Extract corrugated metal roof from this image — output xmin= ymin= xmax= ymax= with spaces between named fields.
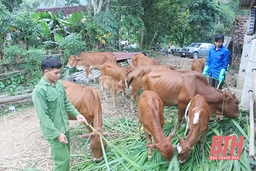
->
xmin=35 ymin=6 xmax=87 ymax=16
xmin=239 ymin=0 xmax=256 ymax=9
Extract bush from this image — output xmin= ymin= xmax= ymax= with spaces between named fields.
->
xmin=59 ymin=33 xmax=87 ymax=63
xmin=5 ymin=45 xmax=26 ymax=63
xmin=24 ymin=48 xmax=46 ymax=87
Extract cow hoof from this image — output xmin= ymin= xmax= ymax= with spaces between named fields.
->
xmin=217 ymin=117 xmax=223 ymax=121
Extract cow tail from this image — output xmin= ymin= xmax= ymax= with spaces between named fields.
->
xmin=127 ymin=76 xmax=134 ymax=88
xmin=184 ymin=99 xmax=192 ymax=136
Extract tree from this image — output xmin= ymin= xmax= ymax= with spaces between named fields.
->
xmin=1 ymin=0 xmax=22 ymax=12
xmin=0 ymin=2 xmax=11 ymax=62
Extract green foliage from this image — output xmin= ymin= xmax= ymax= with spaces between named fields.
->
xmin=23 ymin=48 xmax=46 ymax=86
xmin=1 ymin=73 xmax=25 ymax=94
xmin=1 ymin=0 xmax=22 ymax=12
xmin=5 ymin=45 xmax=22 ymax=63
xmin=9 ymin=11 xmax=43 ymax=49
xmin=59 ymin=33 xmax=86 ymax=62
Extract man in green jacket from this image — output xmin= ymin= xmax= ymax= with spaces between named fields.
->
xmin=32 ymin=56 xmax=87 ymax=171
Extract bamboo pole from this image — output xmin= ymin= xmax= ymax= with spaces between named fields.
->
xmin=249 ymin=68 xmax=256 ymax=157
xmin=248 ymin=90 xmax=254 ymax=157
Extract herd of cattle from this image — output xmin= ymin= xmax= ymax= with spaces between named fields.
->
xmin=64 ymin=52 xmax=240 ymax=163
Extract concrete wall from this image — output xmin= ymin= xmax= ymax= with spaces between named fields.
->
xmin=237 ymin=35 xmax=254 ymax=89
xmin=240 ymin=36 xmax=256 ymax=111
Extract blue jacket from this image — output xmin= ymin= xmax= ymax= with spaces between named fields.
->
xmin=206 ymin=45 xmax=230 ymax=79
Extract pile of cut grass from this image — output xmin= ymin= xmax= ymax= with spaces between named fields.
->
xmin=69 ymin=107 xmax=256 ymax=171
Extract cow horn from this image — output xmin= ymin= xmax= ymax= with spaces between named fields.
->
xmin=168 ymin=129 xmax=176 ymax=139
xmin=178 ymin=134 xmax=184 ymax=142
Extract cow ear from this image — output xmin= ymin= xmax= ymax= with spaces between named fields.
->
xmin=178 ymin=134 xmax=184 ymax=143
xmin=103 ymin=132 xmax=118 ymax=137
xmin=186 ymin=145 xmax=192 ymax=151
xmin=224 ymin=92 xmax=232 ymax=101
xmin=81 ymin=132 xmax=93 ymax=138
xmin=147 ymin=143 xmax=157 ymax=149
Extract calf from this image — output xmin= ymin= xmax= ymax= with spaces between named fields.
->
xmin=177 ymin=94 xmax=210 ymax=164
xmin=99 ymin=75 xmax=123 ymax=107
xmin=138 ymin=90 xmax=175 ymax=162
xmin=100 ymin=63 xmax=128 ymax=96
xmin=191 ymin=58 xmax=205 ymax=73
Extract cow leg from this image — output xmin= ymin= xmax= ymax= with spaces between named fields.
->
xmin=144 ymin=128 xmax=152 ymax=159
xmin=85 ymin=67 xmax=90 ymax=83
xmin=199 ymin=131 xmax=207 ymax=153
xmin=130 ymin=88 xmax=140 ymax=111
xmin=102 ymin=87 xmax=109 ymax=102
xmin=215 ymin=112 xmax=223 ymax=121
xmin=177 ymin=103 xmax=186 ymax=129
xmin=112 ymin=90 xmax=116 ymax=107
xmin=138 ymin=120 xmax=142 ymax=139
xmin=122 ymin=83 xmax=126 ymax=97
xmin=90 ymin=69 xmax=96 ymax=82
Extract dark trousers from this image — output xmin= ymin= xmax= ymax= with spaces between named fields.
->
xmin=209 ymin=78 xmax=223 ymax=90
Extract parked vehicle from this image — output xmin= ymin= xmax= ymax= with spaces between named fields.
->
xmin=179 ymin=42 xmax=214 ymax=58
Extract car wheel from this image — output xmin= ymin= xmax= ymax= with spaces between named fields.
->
xmin=193 ymin=52 xmax=199 ymax=59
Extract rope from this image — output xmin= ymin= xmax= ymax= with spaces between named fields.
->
xmin=204 ymin=75 xmax=230 ymax=91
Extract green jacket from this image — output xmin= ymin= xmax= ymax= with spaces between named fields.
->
xmin=32 ymin=78 xmax=79 ymax=140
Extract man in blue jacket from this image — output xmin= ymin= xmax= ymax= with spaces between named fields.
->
xmin=202 ymin=34 xmax=230 ymax=89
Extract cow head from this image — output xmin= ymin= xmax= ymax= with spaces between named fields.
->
xmin=177 ymin=134 xmax=192 ymax=164
xmin=223 ymin=92 xmax=240 ymax=118
xmin=114 ymin=80 xmax=123 ymax=94
xmin=82 ymin=130 xmax=108 ymax=163
xmin=66 ymin=55 xmax=77 ymax=68
xmin=147 ymin=130 xmax=175 ymax=162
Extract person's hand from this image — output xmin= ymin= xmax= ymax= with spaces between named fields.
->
xmin=218 ymin=69 xmax=226 ymax=83
xmin=218 ymin=76 xmax=224 ymax=83
xmin=76 ymin=114 xmax=87 ymax=124
xmin=202 ymin=65 xmax=209 ymax=77
xmin=58 ymin=133 xmax=68 ymax=144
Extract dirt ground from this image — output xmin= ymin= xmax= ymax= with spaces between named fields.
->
xmin=0 ymin=54 xmax=240 ymax=171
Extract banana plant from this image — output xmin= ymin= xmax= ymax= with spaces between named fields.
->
xmin=31 ymin=10 xmax=70 ymax=45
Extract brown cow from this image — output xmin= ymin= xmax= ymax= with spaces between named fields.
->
xmin=126 ymin=64 xmax=175 ymax=110
xmin=132 ymin=54 xmax=158 ymax=66
xmin=177 ymin=94 xmax=210 ymax=163
xmin=100 ymin=63 xmax=128 ymax=96
xmin=191 ymin=58 xmax=205 ymax=73
xmin=99 ymin=75 xmax=123 ymax=107
xmin=61 ymin=80 xmax=107 ymax=162
xmin=141 ymin=69 xmax=240 ymax=128
xmin=66 ymin=52 xmax=116 ymax=83
xmin=138 ymin=90 xmax=176 ymax=162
